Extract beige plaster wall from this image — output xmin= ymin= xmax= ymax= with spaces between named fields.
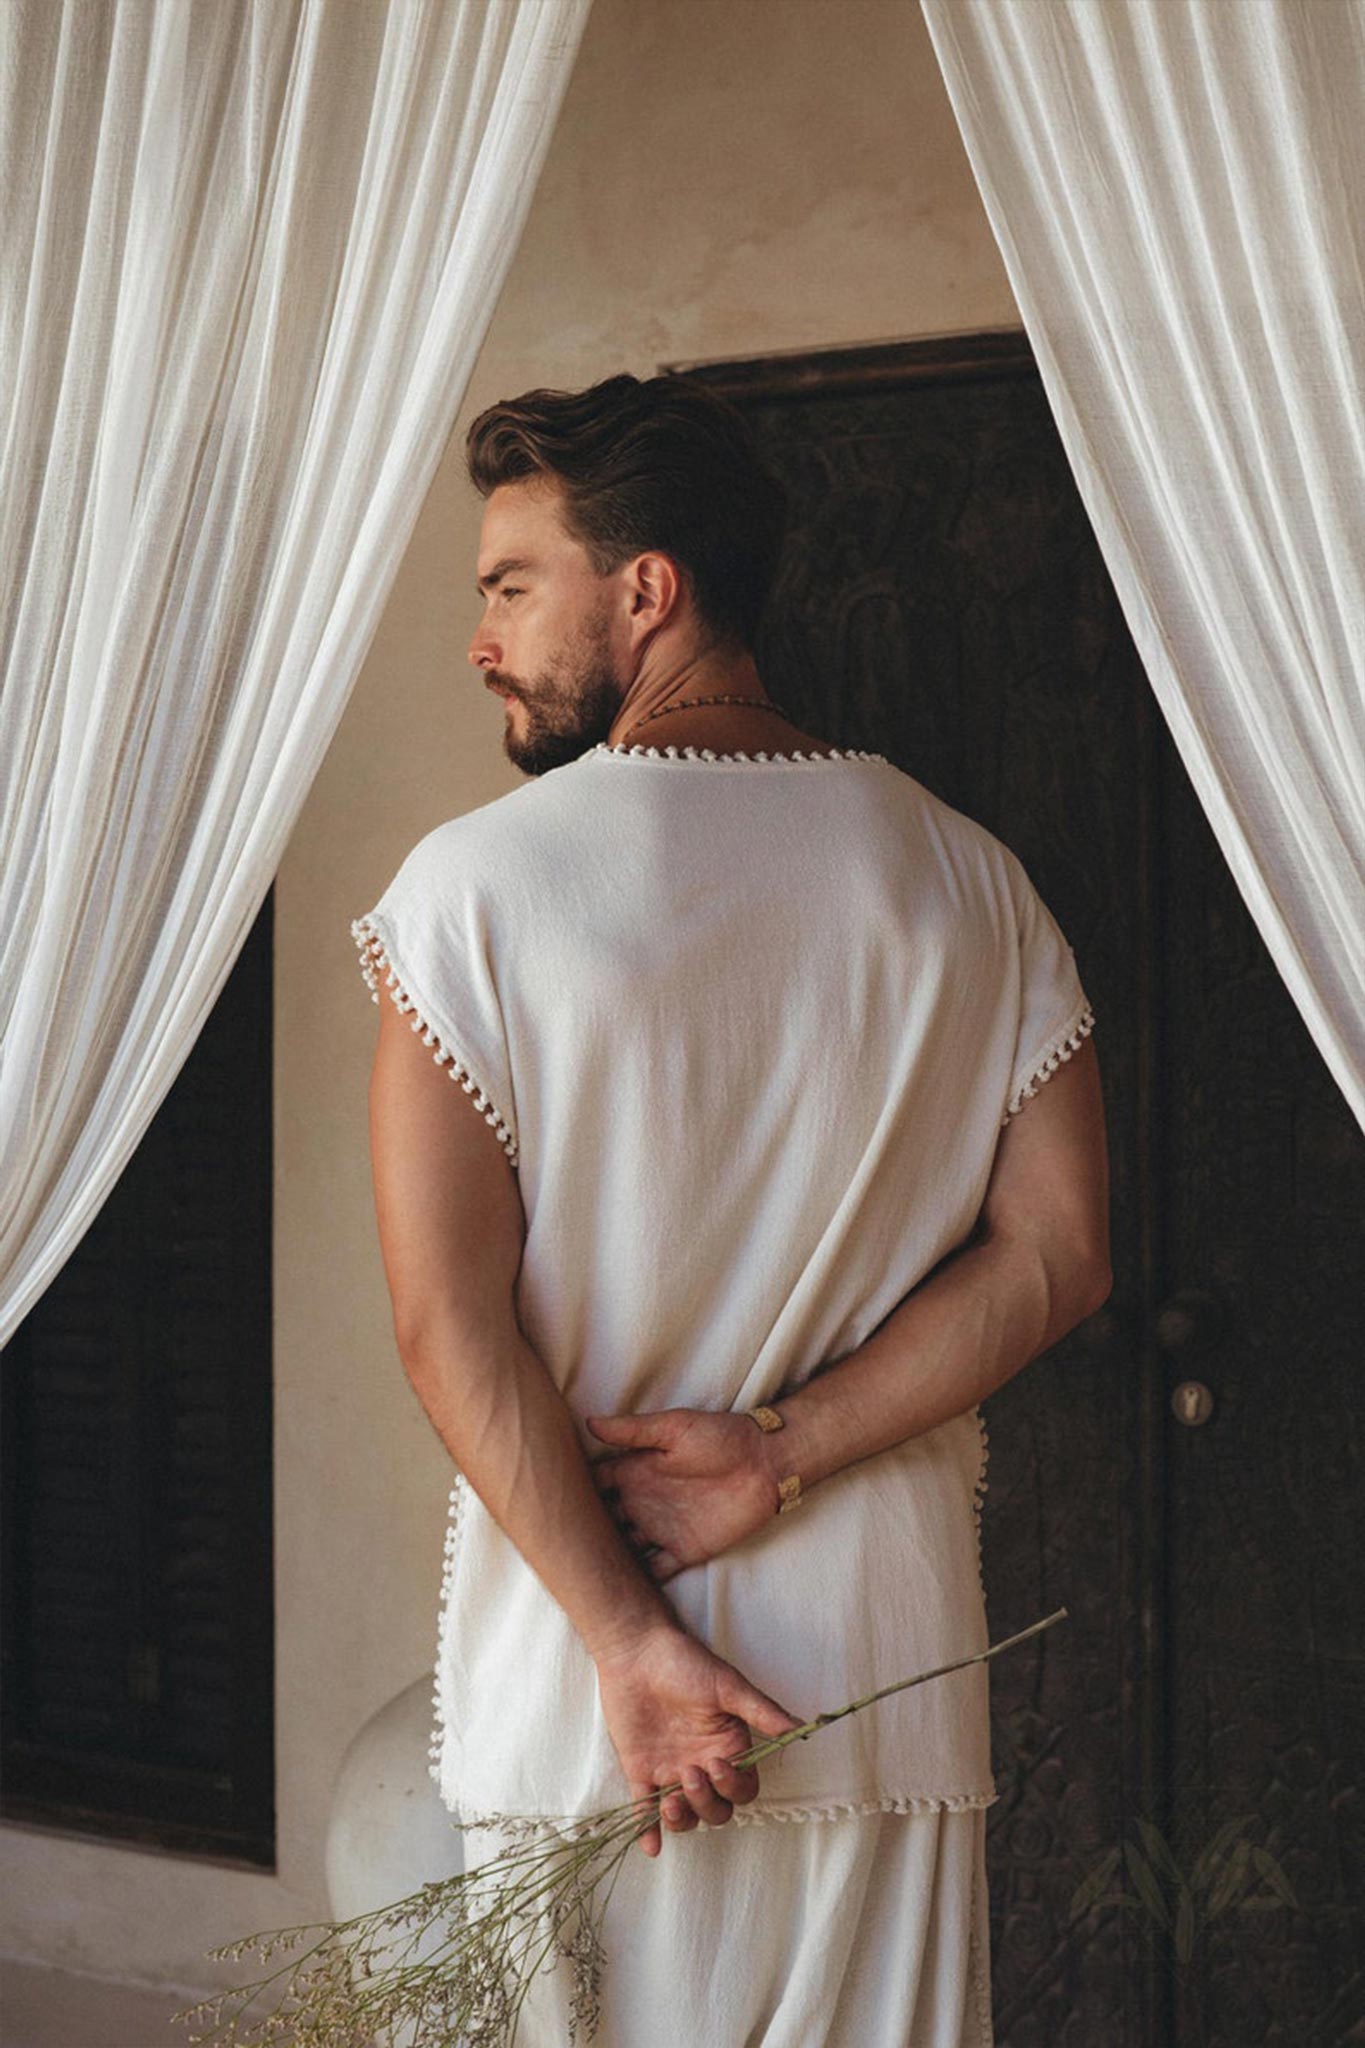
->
xmin=0 ymin=0 xmax=1017 ymax=2000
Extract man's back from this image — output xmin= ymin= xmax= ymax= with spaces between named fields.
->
xmin=353 ymin=737 xmax=1093 ymax=1827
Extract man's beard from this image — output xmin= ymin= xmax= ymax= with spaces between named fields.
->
xmin=494 ymin=612 xmax=624 ymax=777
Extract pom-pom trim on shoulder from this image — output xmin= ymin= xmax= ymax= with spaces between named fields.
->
xmin=1000 ymin=1004 xmax=1095 ymax=1127
xmin=351 ymin=916 xmax=519 ymax=1168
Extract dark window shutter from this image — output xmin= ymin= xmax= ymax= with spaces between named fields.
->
xmin=2 ymin=890 xmax=275 ymax=1867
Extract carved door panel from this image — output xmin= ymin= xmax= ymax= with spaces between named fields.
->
xmin=675 ymin=336 xmax=1363 ymax=2047
xmin=1160 ymin=732 xmax=1364 ymax=2048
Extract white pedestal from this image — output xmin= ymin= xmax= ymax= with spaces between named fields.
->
xmin=324 ymin=1670 xmax=467 ymax=2048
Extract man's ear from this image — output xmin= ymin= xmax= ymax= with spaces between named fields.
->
xmin=624 ymin=549 xmax=687 ymax=645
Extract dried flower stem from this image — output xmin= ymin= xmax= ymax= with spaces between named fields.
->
xmin=174 ymin=1606 xmax=1066 ymax=2048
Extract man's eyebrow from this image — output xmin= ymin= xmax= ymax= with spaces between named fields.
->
xmin=475 ymin=556 xmax=536 ymax=595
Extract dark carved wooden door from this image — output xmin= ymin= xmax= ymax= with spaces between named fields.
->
xmin=674 ymin=335 xmax=1364 ymax=2048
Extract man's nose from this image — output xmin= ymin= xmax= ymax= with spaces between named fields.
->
xmin=468 ymin=623 xmax=499 ymax=670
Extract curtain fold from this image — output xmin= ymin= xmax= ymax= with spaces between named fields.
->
xmin=0 ymin=0 xmax=594 ymax=1349
xmin=919 ymin=0 xmax=1365 ymax=1131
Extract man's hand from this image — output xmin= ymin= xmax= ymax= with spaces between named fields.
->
xmin=583 ymin=1408 xmax=780 ymax=1581
xmin=592 ymin=1621 xmax=804 ymax=1857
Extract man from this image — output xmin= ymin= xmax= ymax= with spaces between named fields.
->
xmin=354 ymin=372 xmax=1111 ymax=2043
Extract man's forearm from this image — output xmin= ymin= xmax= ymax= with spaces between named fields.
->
xmin=401 ymin=1315 xmax=676 ymax=1660
xmin=763 ymin=1231 xmax=1109 ymax=1496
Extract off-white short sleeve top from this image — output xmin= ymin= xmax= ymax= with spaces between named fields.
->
xmin=351 ymin=740 xmax=1096 ymax=1829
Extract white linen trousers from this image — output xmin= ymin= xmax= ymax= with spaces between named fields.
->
xmin=455 ymin=1801 xmax=994 ymax=2047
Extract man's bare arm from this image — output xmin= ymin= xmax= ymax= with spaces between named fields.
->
xmin=366 ymin=989 xmax=674 ymax=1661
xmin=366 ymin=989 xmax=803 ymax=1851
xmin=756 ymin=1033 xmax=1112 ymax=1495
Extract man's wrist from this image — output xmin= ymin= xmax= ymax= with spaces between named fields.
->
xmin=587 ymin=1603 xmax=681 ymax=1667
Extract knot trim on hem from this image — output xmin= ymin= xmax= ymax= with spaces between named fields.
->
xmin=447 ymin=1786 xmax=1001 ymax=1843
xmin=1000 ymin=1004 xmax=1096 ymax=1126
xmin=351 ymin=916 xmax=519 ymax=1168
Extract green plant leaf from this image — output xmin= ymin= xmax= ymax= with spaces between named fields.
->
xmin=1191 ymin=1815 xmax=1257 ymax=1893
xmin=1174 ymin=1890 xmax=1197 ymax=1963
xmin=1136 ymin=1817 xmax=1186 ymax=1888
xmin=1250 ymin=1846 xmax=1301 ymax=1910
xmin=1068 ymin=1847 xmax=1122 ymax=1921
xmin=1123 ymin=1841 xmax=1173 ymax=1932
xmin=1207 ymin=1837 xmax=1253 ymax=1918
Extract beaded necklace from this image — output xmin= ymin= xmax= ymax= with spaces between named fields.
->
xmin=615 ymin=691 xmax=792 ymax=748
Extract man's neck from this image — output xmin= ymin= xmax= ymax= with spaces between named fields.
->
xmin=608 ymin=666 xmax=838 ymax=757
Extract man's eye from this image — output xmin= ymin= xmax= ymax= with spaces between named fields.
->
xmin=499 ymin=586 xmax=523 ymax=601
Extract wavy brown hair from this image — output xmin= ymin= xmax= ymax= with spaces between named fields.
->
xmin=464 ymin=372 xmax=789 ymax=653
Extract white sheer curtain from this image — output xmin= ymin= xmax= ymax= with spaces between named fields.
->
xmin=920 ymin=0 xmax=1365 ymax=1131
xmin=0 ymin=0 xmax=593 ymax=1348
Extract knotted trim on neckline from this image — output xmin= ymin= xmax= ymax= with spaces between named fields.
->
xmin=590 ymin=741 xmax=890 ymax=765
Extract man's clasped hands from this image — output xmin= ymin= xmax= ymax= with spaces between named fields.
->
xmin=585 ymin=1403 xmax=783 ymax=1584
xmin=581 ymin=1405 xmax=806 ymax=1859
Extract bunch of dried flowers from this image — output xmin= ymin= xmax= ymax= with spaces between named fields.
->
xmin=172 ymin=1608 xmax=1066 ymax=2048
